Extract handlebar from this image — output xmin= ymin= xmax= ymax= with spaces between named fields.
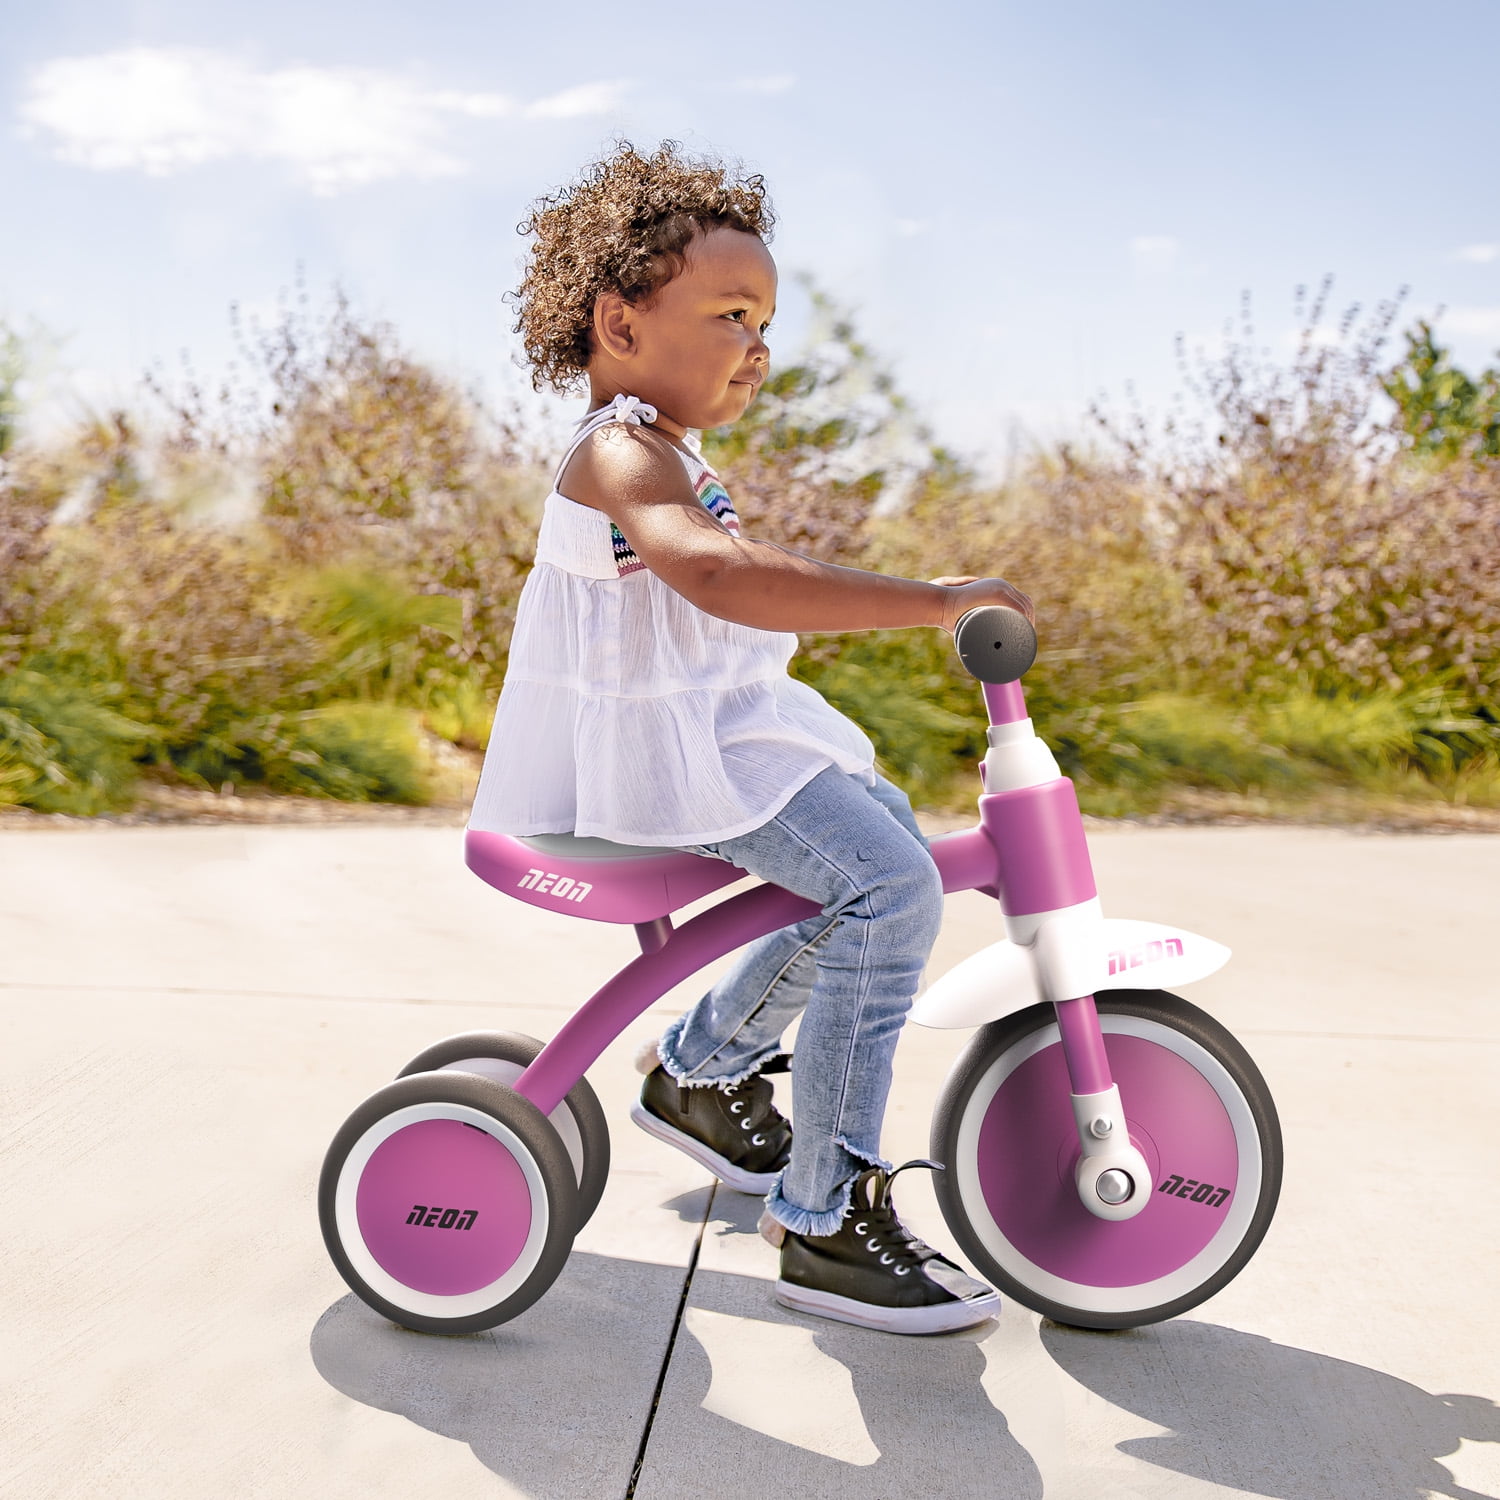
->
xmin=953 ymin=605 xmax=1037 ymax=684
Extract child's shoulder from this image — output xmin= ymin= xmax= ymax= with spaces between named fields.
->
xmin=558 ymin=420 xmax=699 ymax=514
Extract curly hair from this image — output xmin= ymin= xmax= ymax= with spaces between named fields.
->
xmin=511 ymin=139 xmax=775 ymax=394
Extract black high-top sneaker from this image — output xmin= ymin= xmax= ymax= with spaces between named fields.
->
xmin=774 ymin=1161 xmax=1000 ymax=1334
xmin=630 ymin=1062 xmax=793 ymax=1194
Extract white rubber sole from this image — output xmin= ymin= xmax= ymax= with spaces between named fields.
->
xmin=629 ymin=1101 xmax=781 ymax=1195
xmin=773 ymin=1278 xmax=1001 ymax=1335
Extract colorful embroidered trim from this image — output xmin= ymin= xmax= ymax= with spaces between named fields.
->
xmin=611 ymin=465 xmax=741 ymax=577
xmin=696 ymin=468 xmax=741 ymax=536
xmin=611 ymin=523 xmax=646 ymax=576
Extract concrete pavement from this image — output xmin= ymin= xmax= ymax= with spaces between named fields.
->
xmin=1 ymin=820 xmax=1497 ymax=1499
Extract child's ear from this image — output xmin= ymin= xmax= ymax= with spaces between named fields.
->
xmin=593 ymin=291 xmax=637 ymax=360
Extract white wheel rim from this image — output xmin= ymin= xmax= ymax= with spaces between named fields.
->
xmin=334 ymin=1101 xmax=551 ymax=1319
xmin=953 ymin=1015 xmax=1263 ymax=1315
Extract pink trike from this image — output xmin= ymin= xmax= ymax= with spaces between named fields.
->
xmin=319 ymin=606 xmax=1282 ymax=1333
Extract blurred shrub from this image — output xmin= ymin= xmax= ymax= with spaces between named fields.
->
xmin=44 ymin=503 xmax=325 ymax=758
xmin=4 ymin=275 xmax=1498 ymax=820
xmin=296 ymin=564 xmax=462 ymax=702
xmin=1384 ymin=320 xmax=1500 ymax=461
xmin=0 ymin=463 xmax=56 ymax=674
xmin=0 ymin=665 xmax=150 ymax=814
xmin=175 ymin=701 xmax=428 ymax=803
xmin=229 ymin=290 xmax=544 ymax=693
xmin=417 ymin=672 xmax=495 ymax=751
xmin=1 ymin=323 xmax=24 ymax=459
xmin=793 ymin=630 xmax=984 ymax=795
xmin=1093 ymin=281 xmax=1500 ymax=710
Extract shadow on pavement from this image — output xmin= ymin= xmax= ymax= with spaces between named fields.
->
xmin=310 ymin=1244 xmax=1043 ymax=1499
xmin=636 ymin=1273 xmax=1044 ymax=1497
xmin=311 ymin=1251 xmax=682 ymax=1500
xmin=1042 ymin=1317 xmax=1500 ymax=1500
xmin=312 ymin=1218 xmax=1496 ymax=1499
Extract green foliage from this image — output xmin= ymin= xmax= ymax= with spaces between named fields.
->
xmin=1384 ymin=320 xmax=1500 ymax=460
xmin=298 ymin=564 xmax=463 ymax=702
xmin=173 ymin=701 xmax=429 ymax=803
xmin=794 ymin=631 xmax=985 ymax=793
xmin=0 ymin=324 xmax=24 ymax=458
xmin=1090 ymin=282 xmax=1500 ymax=709
xmin=0 ymin=665 xmax=150 ymax=814
xmin=1046 ymin=688 xmax=1500 ymax=815
xmin=5 ymin=276 xmax=1499 ymax=822
xmin=1106 ymin=696 xmax=1309 ymax=792
xmin=417 ymin=671 xmax=496 ymax=750
xmin=1255 ymin=688 xmax=1498 ymax=775
xmin=40 ymin=505 xmax=326 ymax=755
xmin=276 ymin=703 xmax=429 ymax=802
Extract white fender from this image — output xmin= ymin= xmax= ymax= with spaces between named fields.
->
xmin=911 ymin=916 xmax=1231 ymax=1030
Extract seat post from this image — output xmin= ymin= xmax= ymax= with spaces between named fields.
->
xmin=635 ymin=917 xmax=673 ymax=954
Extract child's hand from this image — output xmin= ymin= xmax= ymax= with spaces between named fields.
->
xmin=929 ymin=577 xmax=1035 ymax=633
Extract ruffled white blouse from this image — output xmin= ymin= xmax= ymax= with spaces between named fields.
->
xmin=469 ymin=394 xmax=876 ymax=846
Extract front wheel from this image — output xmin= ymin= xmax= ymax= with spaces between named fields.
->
xmin=931 ymin=989 xmax=1281 ymax=1329
xmin=319 ymin=1070 xmax=578 ymax=1333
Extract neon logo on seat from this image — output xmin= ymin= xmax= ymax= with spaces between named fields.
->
xmin=517 ymin=869 xmax=593 ymax=902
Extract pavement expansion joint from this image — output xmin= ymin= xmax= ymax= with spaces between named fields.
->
xmin=625 ymin=1180 xmax=717 ymax=1499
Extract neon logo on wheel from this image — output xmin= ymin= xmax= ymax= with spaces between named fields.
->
xmin=404 ymin=1204 xmax=480 ymax=1230
xmin=1156 ymin=1175 xmax=1231 ymax=1207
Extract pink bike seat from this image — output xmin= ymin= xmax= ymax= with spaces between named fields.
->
xmin=465 ymin=828 xmax=747 ymax=924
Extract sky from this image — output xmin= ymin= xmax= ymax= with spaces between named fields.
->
xmin=4 ymin=0 xmax=1500 ymax=474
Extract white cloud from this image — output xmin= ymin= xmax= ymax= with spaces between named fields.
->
xmin=18 ymin=48 xmax=625 ymax=193
xmin=1129 ymin=235 xmax=1180 ymax=273
xmin=1453 ymin=243 xmax=1500 ymax=264
xmin=523 ymin=80 xmax=630 ymax=119
xmin=1441 ymin=305 xmax=1500 ymax=340
xmin=733 ymin=74 xmax=796 ymax=93
xmin=894 ymin=218 xmax=928 ymax=237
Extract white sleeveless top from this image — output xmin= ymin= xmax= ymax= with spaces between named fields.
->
xmin=468 ymin=394 xmax=876 ymax=846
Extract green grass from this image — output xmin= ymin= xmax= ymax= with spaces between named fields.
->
xmin=171 ymin=701 xmax=430 ymax=803
xmin=850 ymin=681 xmax=1500 ymax=822
xmin=0 ymin=666 xmax=151 ymax=815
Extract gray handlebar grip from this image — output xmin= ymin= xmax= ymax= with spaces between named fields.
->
xmin=953 ymin=605 xmax=1037 ymax=684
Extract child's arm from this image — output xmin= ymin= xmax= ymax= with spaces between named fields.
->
xmin=562 ymin=425 xmax=1032 ymax=632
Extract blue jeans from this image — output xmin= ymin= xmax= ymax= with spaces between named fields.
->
xmin=657 ymin=766 xmax=944 ymax=1236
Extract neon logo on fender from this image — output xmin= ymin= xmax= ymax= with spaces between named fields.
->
xmin=1107 ymin=937 xmax=1184 ymax=975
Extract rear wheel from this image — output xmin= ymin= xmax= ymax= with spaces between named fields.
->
xmin=397 ymin=1030 xmax=610 ymax=1231
xmin=931 ymin=989 xmax=1281 ymax=1329
xmin=319 ymin=1070 xmax=577 ymax=1333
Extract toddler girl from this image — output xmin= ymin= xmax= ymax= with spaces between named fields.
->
xmin=470 ymin=140 xmax=1032 ymax=1335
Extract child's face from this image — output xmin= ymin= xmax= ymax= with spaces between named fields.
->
xmin=595 ymin=226 xmax=777 ymax=432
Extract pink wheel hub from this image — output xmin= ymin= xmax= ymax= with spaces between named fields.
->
xmin=356 ymin=1119 xmax=533 ymax=1296
xmin=978 ymin=1033 xmax=1239 ymax=1287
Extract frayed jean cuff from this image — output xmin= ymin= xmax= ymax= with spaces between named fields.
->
xmin=763 ymin=1134 xmax=891 ymax=1238
xmin=657 ymin=1015 xmax=790 ymax=1089
xmin=764 ymin=1175 xmax=854 ymax=1239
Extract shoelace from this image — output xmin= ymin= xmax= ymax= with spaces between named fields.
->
xmin=848 ymin=1159 xmax=946 ymax=1276
xmin=722 ymin=1074 xmax=786 ymax=1148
